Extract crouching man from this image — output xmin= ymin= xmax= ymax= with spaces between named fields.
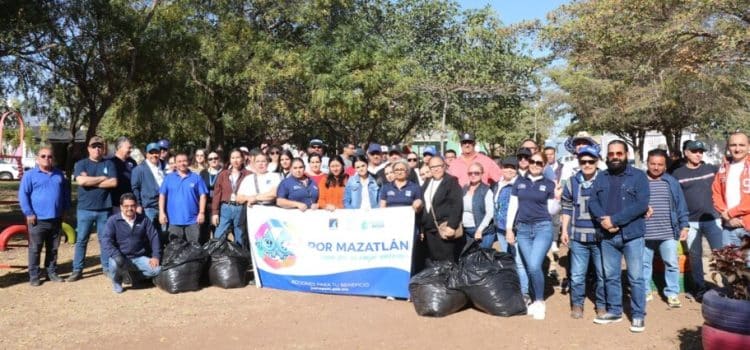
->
xmin=101 ymin=193 xmax=161 ymax=293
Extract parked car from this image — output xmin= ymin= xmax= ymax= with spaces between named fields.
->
xmin=0 ymin=162 xmax=20 ymax=180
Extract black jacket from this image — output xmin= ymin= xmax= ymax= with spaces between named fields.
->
xmin=420 ymin=174 xmax=463 ymax=233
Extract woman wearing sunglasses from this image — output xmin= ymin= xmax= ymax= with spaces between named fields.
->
xmin=267 ymin=146 xmax=281 ymax=172
xmin=505 ymin=151 xmax=561 ymax=320
xmin=462 ymin=162 xmax=495 ymax=248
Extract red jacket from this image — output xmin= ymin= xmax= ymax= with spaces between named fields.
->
xmin=211 ymin=168 xmax=250 ymax=213
xmin=712 ymin=156 xmax=750 ymax=231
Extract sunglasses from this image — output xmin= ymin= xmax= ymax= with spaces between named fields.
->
xmin=407 ymin=158 xmax=418 ymax=162
xmin=208 ymin=157 xmax=219 ymax=161
xmin=688 ymin=149 xmax=704 ymax=154
xmin=608 ymin=151 xmax=625 ymax=157
xmin=529 ymin=160 xmax=545 ymax=167
xmin=89 ymin=143 xmax=104 ymax=149
xmin=39 ymin=154 xmax=53 ymax=159
xmin=579 ymin=159 xmax=597 ymax=165
xmin=270 ymin=151 xmax=280 ymax=155
xmin=467 ymin=171 xmax=482 ymax=176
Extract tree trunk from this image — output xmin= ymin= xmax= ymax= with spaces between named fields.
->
xmin=663 ymin=128 xmax=682 ymax=156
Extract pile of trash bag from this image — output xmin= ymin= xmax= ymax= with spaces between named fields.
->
xmin=408 ymin=261 xmax=468 ymax=317
xmin=154 ymin=238 xmax=209 ymax=294
xmin=409 ymin=241 xmax=526 ymax=317
xmin=204 ymin=236 xmax=251 ymax=289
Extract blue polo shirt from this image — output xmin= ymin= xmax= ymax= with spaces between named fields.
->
xmin=379 ymin=180 xmax=422 ymax=207
xmin=512 ymin=175 xmax=555 ymax=224
xmin=19 ymin=167 xmax=70 ymax=220
xmin=74 ymin=158 xmax=116 ymax=210
xmin=277 ymin=177 xmax=319 ymax=207
xmin=159 ymin=171 xmax=208 ymax=225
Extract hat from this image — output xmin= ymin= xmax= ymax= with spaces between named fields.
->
xmin=422 ymin=146 xmax=436 ymax=156
xmin=239 ymin=146 xmax=250 ymax=153
xmin=367 ymin=143 xmax=382 ymax=154
xmin=309 ymin=138 xmax=324 ymax=147
xmin=576 ymin=145 xmax=600 ymax=159
xmin=564 ymin=131 xmax=597 ymax=153
xmin=146 ymin=143 xmax=160 ymax=153
xmin=501 ymin=156 xmax=518 ymax=168
xmin=516 ymin=147 xmax=532 ymax=158
xmin=684 ymin=140 xmax=707 ymax=152
xmin=88 ymin=135 xmax=104 ymax=146
xmin=388 ymin=145 xmax=402 ymax=155
xmin=157 ymin=139 xmax=170 ymax=150
xmin=460 ymin=132 xmax=475 ymax=142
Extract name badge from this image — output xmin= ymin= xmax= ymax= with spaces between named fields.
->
xmin=539 ymin=185 xmax=547 ymax=191
xmin=230 ymin=193 xmax=237 ymax=202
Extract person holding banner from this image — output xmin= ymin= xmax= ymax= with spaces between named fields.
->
xmin=344 ymin=155 xmax=380 ymax=209
xmin=420 ymin=156 xmax=463 ymax=262
xmin=318 ymin=156 xmax=348 ymax=210
xmin=277 ymin=158 xmax=319 ymax=211
xmin=379 ymin=159 xmax=422 ymax=210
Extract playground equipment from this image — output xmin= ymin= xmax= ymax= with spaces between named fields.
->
xmin=0 ymin=110 xmax=26 ymax=181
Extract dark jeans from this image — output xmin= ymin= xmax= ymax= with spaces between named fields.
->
xmin=424 ymin=230 xmax=462 ymax=262
xmin=168 ymin=224 xmax=201 ymax=243
xmin=28 ymin=219 xmax=62 ymax=280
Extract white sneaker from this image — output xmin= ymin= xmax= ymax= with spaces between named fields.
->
xmin=533 ymin=302 xmax=546 ymax=320
xmin=526 ymin=301 xmax=539 ymax=316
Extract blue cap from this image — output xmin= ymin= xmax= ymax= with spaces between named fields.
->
xmin=146 ymin=143 xmax=160 ymax=153
xmin=367 ymin=143 xmax=382 ymax=154
xmin=422 ymin=146 xmax=436 ymax=156
xmin=577 ymin=145 xmax=600 ymax=159
xmin=158 ymin=139 xmax=170 ymax=150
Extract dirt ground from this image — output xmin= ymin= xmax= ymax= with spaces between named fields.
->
xmin=0 ymin=236 xmax=705 ymax=350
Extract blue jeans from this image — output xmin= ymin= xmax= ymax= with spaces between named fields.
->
xmin=497 ymin=229 xmax=529 ymax=296
xmin=643 ymin=239 xmax=680 ymax=298
xmin=569 ymin=240 xmax=605 ymax=309
xmin=465 ymin=227 xmax=496 ymax=249
xmin=723 ymin=227 xmax=748 ymax=247
xmin=107 ymin=256 xmax=161 ymax=283
xmin=73 ymin=208 xmax=111 ymax=272
xmin=143 ymin=207 xmax=165 ymax=245
xmin=214 ymin=203 xmax=245 ymax=246
xmin=601 ymin=234 xmax=646 ymax=319
xmin=516 ymin=221 xmax=553 ymax=302
xmin=687 ymin=220 xmax=723 ymax=290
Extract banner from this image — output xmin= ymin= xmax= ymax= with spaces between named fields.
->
xmin=247 ymin=206 xmax=415 ymax=298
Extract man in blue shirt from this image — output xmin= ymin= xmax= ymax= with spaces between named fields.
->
xmin=18 ymin=147 xmax=70 ymax=286
xmin=68 ymin=136 xmax=117 ymax=282
xmin=101 ymin=193 xmax=161 ymax=293
xmin=588 ymin=140 xmax=650 ymax=333
xmin=159 ymin=153 xmax=208 ymax=243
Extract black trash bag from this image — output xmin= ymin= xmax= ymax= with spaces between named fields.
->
xmin=408 ymin=261 xmax=468 ymax=317
xmin=154 ymin=238 xmax=208 ymax=294
xmin=449 ymin=241 xmax=527 ymax=316
xmin=204 ymin=236 xmax=251 ymax=289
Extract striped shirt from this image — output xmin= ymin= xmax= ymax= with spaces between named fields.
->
xmin=645 ymin=180 xmax=673 ymax=240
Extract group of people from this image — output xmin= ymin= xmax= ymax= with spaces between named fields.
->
xmin=18 ymin=130 xmax=750 ymax=333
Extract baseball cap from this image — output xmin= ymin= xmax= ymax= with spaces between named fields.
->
xmin=146 ymin=143 xmax=160 ymax=153
xmin=516 ymin=147 xmax=532 ymax=158
xmin=422 ymin=146 xmax=436 ymax=157
xmin=577 ymin=145 xmax=600 ymax=159
xmin=388 ymin=145 xmax=402 ymax=155
xmin=684 ymin=140 xmax=707 ymax=152
xmin=309 ymin=138 xmax=324 ymax=147
xmin=501 ymin=156 xmax=518 ymax=168
xmin=88 ymin=136 xmax=104 ymax=146
xmin=367 ymin=143 xmax=382 ymax=154
xmin=460 ymin=132 xmax=475 ymax=142
xmin=158 ymin=139 xmax=170 ymax=150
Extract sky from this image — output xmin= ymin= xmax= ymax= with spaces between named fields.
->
xmin=455 ymin=0 xmax=570 ymax=25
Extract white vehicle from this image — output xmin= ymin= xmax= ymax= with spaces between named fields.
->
xmin=0 ymin=162 xmax=20 ymax=180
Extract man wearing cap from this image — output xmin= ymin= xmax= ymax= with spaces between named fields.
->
xmin=516 ymin=147 xmax=533 ymax=177
xmin=109 ymin=136 xmax=137 ymax=214
xmin=448 ymin=132 xmax=502 ymax=187
xmin=131 ymin=142 xmax=166 ymax=243
xmin=159 ymin=153 xmax=209 ymax=243
xmin=375 ymin=145 xmax=403 ymax=185
xmin=306 ymin=138 xmax=330 ymax=174
xmin=672 ymin=139 xmax=723 ymax=300
xmin=560 ymin=132 xmax=606 ymax=183
xmin=712 ymin=131 xmax=750 ymax=247
xmin=157 ymin=139 xmax=170 ymax=170
xmin=68 ymin=136 xmax=118 ymax=282
xmin=422 ymin=146 xmax=437 ymax=166
xmin=367 ymin=143 xmax=386 ymax=175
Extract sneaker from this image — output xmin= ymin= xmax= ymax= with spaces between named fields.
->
xmin=630 ymin=318 xmax=645 ymax=333
xmin=46 ymin=272 xmax=64 ymax=282
xmin=595 ymin=308 xmax=608 ymax=318
xmin=593 ymin=313 xmax=623 ymax=324
xmin=112 ymin=281 xmax=124 ymax=294
xmin=646 ymin=292 xmax=653 ymax=302
xmin=570 ymin=305 xmax=584 ymax=319
xmin=532 ymin=302 xmax=546 ymax=320
xmin=29 ymin=278 xmax=41 ymax=287
xmin=66 ymin=271 xmax=82 ymax=282
xmin=667 ymin=296 xmax=681 ymax=308
xmin=526 ymin=301 xmax=539 ymax=316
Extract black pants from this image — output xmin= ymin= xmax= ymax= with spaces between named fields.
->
xmin=424 ymin=230 xmax=462 ymax=263
xmin=167 ymin=224 xmax=202 ymax=244
xmin=28 ymin=219 xmax=62 ymax=280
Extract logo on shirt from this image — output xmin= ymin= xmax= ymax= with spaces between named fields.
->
xmin=518 ymin=184 xmax=527 ymax=190
xmin=387 ymin=190 xmax=395 ymax=196
xmin=293 ymin=185 xmax=302 ymax=190
xmin=539 ymin=185 xmax=546 ymax=191
xmin=405 ymin=190 xmax=412 ymax=197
